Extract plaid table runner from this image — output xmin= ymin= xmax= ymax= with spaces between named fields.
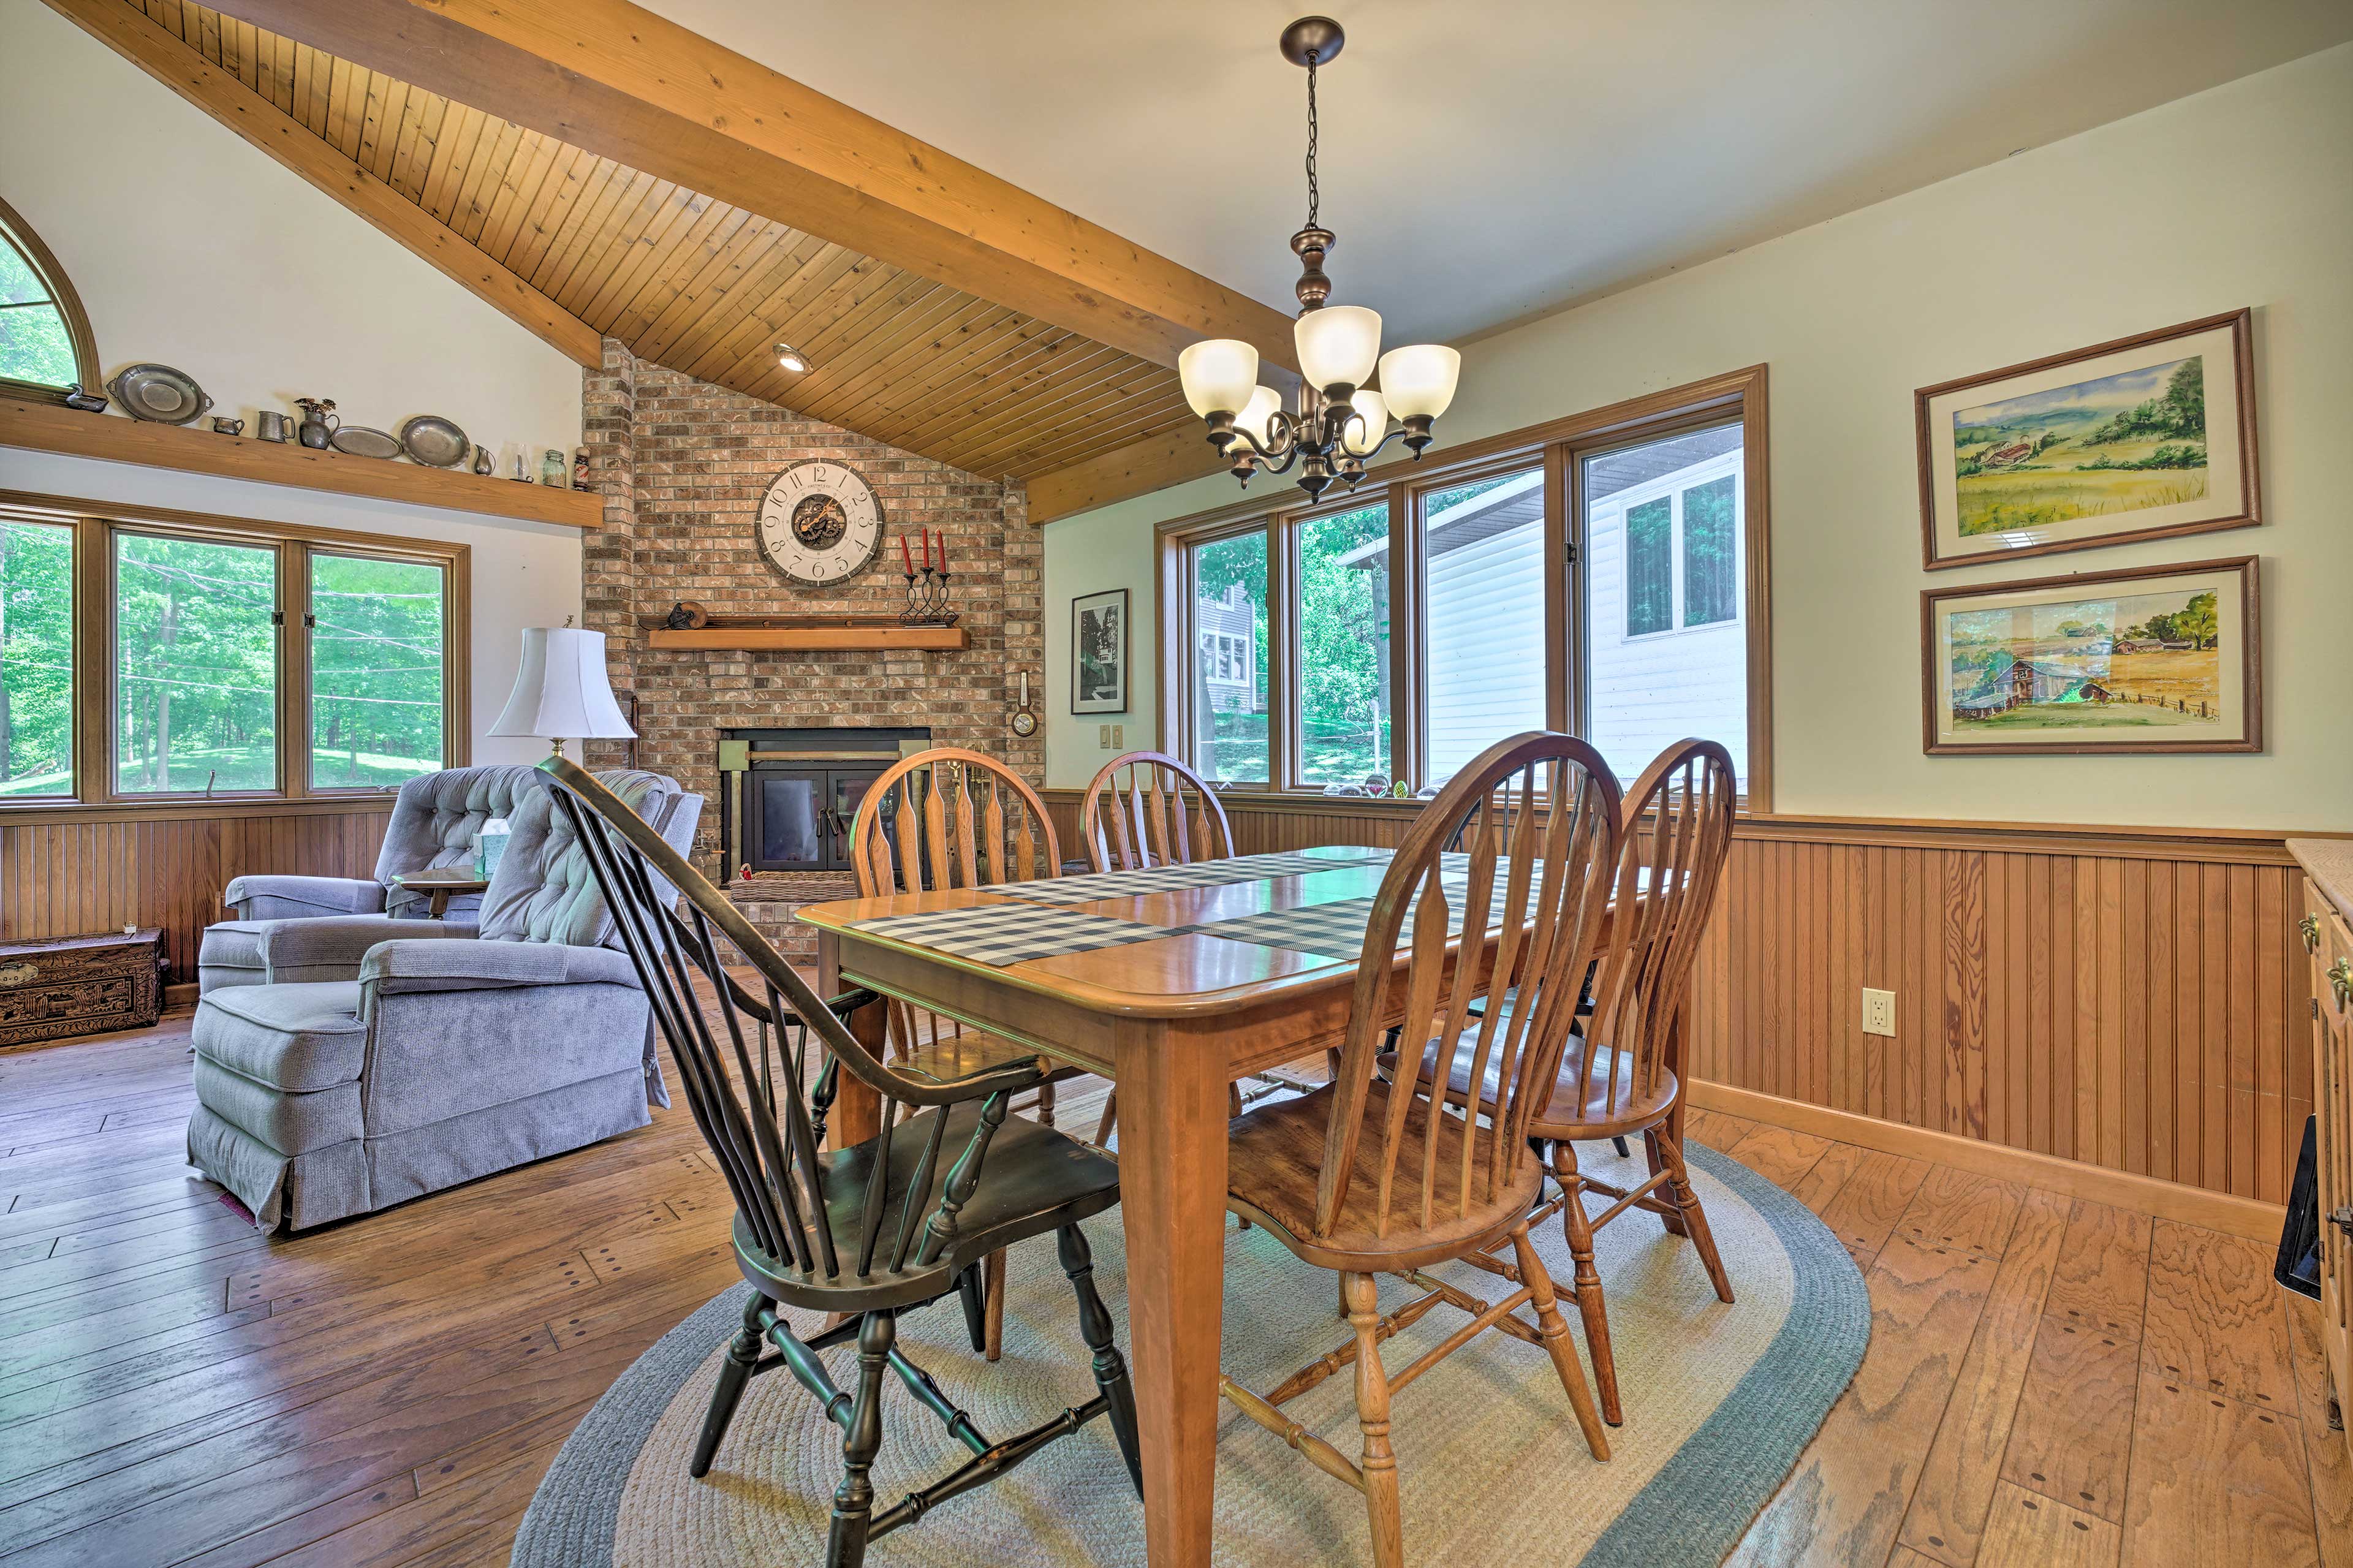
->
xmin=991 ymin=849 xmax=1387 ymax=904
xmin=1185 ymin=877 xmax=1519 ymax=961
xmin=846 ymin=904 xmax=1175 ymax=966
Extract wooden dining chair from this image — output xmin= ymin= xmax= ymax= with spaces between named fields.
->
xmin=1523 ymin=737 xmax=1738 ymax=1426
xmin=1218 ymin=732 xmax=1624 ymax=1567
xmin=1078 ymin=749 xmax=1235 ymax=872
xmin=851 ymin=746 xmax=1092 ymax=1357
xmin=543 ymin=759 xmax=1141 ymax=1567
xmin=1078 ymin=749 xmax=1245 ymax=1143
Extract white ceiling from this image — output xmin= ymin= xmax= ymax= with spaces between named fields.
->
xmin=646 ymin=1 xmax=2353 ymax=349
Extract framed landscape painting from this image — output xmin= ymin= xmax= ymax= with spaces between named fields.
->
xmin=1071 ymin=588 xmax=1128 ymax=714
xmin=1922 ymin=556 xmax=2260 ymax=755
xmin=1916 ymin=309 xmax=2259 ymax=569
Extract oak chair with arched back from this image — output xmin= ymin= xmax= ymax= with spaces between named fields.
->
xmin=1078 ymin=750 xmax=1248 ymax=1143
xmin=1078 ymin=750 xmax=1235 ymax=873
xmin=1218 ymin=732 xmax=1625 ymax=1566
xmin=849 ymin=748 xmax=1088 ymax=1358
xmin=1530 ymin=737 xmax=1739 ymax=1426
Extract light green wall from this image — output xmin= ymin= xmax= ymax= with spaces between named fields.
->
xmin=1040 ymin=43 xmax=2353 ymax=830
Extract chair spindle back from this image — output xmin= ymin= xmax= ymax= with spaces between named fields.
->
xmin=1322 ymin=732 xmax=1623 ymax=1241
xmin=1577 ymin=738 xmax=1737 ymax=1121
xmin=1079 ymin=750 xmax=1235 ymax=871
xmin=540 ymin=758 xmax=1041 ymax=1287
xmin=852 ymin=748 xmax=1060 ymax=896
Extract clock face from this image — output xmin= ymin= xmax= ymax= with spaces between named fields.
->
xmin=755 ymin=461 xmax=884 ymax=586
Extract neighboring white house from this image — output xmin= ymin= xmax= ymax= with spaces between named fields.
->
xmin=1582 ymin=446 xmax=1748 ymax=783
xmin=1195 ymin=581 xmax=1259 ymax=713
xmin=1333 ymin=442 xmax=1748 ymax=784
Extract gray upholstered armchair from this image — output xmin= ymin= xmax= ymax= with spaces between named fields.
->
xmin=186 ymin=769 xmax=700 ymax=1231
xmin=199 ymin=767 xmax=703 ymax=993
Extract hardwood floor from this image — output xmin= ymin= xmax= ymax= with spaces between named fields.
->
xmin=0 ymin=1016 xmax=2343 ymax=1567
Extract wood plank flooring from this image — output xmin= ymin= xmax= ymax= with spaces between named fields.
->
xmin=0 ymin=1015 xmax=2343 ymax=1567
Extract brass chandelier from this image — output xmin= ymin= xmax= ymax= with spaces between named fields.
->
xmin=1177 ymin=16 xmax=1462 ymax=501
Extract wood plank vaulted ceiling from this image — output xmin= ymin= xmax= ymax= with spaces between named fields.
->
xmin=116 ymin=1 xmax=1199 ymax=485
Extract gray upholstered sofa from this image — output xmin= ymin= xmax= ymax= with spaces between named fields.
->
xmin=186 ymin=769 xmax=700 ymax=1231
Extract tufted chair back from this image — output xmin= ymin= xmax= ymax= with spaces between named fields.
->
xmin=374 ymin=765 xmax=550 ymax=917
xmin=479 ymin=769 xmax=685 ymax=947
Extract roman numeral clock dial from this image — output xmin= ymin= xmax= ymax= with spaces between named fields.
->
xmin=754 ymin=461 xmax=885 ymax=587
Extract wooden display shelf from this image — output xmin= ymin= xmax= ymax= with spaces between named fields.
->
xmin=0 ymin=396 xmax=600 ymax=529
xmin=646 ymin=624 xmax=968 ymax=652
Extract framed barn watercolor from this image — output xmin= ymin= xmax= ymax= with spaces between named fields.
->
xmin=1921 ymin=556 xmax=2260 ymax=756
xmin=1071 ymin=588 xmax=1129 ymax=714
xmin=1916 ymin=309 xmax=2259 ymax=570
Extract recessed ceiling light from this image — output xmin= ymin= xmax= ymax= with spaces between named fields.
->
xmin=775 ymin=343 xmax=809 ymax=374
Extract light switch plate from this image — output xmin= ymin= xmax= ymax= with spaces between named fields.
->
xmin=1098 ymin=724 xmax=1112 ymax=747
xmin=1861 ymin=988 xmax=1896 ymax=1037
xmin=1111 ymin=724 xmax=1124 ymax=747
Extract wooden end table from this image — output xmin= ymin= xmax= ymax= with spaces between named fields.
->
xmin=392 ymin=868 xmax=491 ymax=918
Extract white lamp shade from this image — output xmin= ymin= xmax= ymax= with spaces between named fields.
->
xmin=1341 ymin=389 xmax=1389 ymax=456
xmin=1177 ymin=338 xmax=1259 ymax=417
xmin=488 ymin=627 xmax=636 ymax=742
xmin=1294 ymin=305 xmax=1382 ymax=392
xmin=1237 ymin=385 xmax=1284 ymax=445
xmin=1377 ymin=344 xmax=1461 ymax=422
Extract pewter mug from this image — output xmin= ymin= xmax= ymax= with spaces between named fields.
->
xmin=256 ymin=411 xmax=290 ymax=442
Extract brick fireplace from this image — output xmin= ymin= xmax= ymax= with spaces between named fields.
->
xmin=578 ymin=341 xmax=1042 ymax=957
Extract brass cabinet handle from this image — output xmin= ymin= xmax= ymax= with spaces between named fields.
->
xmin=2333 ymin=956 xmax=2353 ymax=1010
xmin=2333 ymin=1206 xmax=2353 ymax=1238
xmin=2305 ymin=913 xmax=2325 ymax=953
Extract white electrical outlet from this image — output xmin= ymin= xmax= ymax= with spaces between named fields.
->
xmin=1862 ymin=988 xmax=1896 ymax=1037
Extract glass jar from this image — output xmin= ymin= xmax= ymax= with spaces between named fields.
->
xmin=540 ymin=448 xmax=567 ymax=487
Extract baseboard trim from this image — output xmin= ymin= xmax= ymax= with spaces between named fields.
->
xmin=1689 ymin=1079 xmax=2287 ymax=1243
xmin=164 ymin=982 xmax=200 ymax=1009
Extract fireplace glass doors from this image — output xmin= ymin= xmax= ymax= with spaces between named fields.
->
xmin=719 ymin=727 xmax=929 ymax=877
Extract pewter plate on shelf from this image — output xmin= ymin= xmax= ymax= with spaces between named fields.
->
xmin=398 ymin=414 xmax=470 ymax=468
xmin=328 ymin=425 xmax=402 ymax=460
xmin=104 ymin=364 xmax=212 ymax=425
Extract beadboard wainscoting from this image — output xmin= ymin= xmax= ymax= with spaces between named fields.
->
xmin=1044 ymin=789 xmax=2315 ymax=1213
xmin=0 ymin=802 xmax=393 ymax=1001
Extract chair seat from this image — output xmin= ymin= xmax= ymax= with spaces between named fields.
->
xmin=192 ymin=981 xmax=366 ymax=1091
xmin=1225 ymin=1080 xmax=1544 ymax=1272
xmin=733 ymin=1097 xmax=1121 ymax=1311
xmin=1384 ymin=1029 xmax=1678 ymax=1141
xmin=895 ymin=1030 xmax=1089 ymax=1089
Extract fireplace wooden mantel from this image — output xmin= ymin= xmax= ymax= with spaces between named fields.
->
xmin=645 ymin=625 xmax=968 ymax=651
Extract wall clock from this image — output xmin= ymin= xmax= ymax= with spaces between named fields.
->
xmin=755 ymin=461 xmax=884 ymax=586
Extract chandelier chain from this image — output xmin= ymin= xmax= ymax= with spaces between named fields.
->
xmin=1303 ymin=53 xmax=1319 ymax=229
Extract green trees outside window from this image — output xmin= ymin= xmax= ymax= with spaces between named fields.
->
xmin=1296 ymin=501 xmax=1390 ymax=786
xmin=0 ymin=520 xmax=74 ymax=797
xmin=1682 ymin=476 xmax=1738 ymax=627
xmin=309 ymin=554 xmax=447 ymax=787
xmin=114 ymin=533 xmax=279 ymax=793
xmin=1624 ymin=496 xmax=1673 ymax=637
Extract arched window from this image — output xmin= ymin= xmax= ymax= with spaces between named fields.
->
xmin=0 ymin=196 xmax=99 ymax=402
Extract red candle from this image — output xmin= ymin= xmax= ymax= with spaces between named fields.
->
xmin=899 ymin=532 xmax=912 ymax=574
xmin=934 ymin=529 xmax=948 ymax=573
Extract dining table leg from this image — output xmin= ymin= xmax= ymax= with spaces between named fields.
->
xmin=1113 ymin=1017 xmax=1230 ymax=1566
xmin=816 ymin=930 xmax=884 ymax=1148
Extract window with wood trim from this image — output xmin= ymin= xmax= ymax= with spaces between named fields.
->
xmin=0 ymin=198 xmax=98 ymax=402
xmin=1159 ymin=366 xmax=1772 ymax=803
xmin=0 ymin=496 xmax=469 ymax=808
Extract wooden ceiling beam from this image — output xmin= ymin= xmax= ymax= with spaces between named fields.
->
xmin=45 ymin=0 xmax=603 ymax=367
xmin=1026 ymin=426 xmax=1232 ymax=524
xmin=203 ymin=0 xmax=1301 ymax=379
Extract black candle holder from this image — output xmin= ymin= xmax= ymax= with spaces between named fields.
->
xmin=900 ymin=568 xmax=960 ymax=626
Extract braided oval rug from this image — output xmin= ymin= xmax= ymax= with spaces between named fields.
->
xmin=513 ymin=1141 xmax=1866 ymax=1567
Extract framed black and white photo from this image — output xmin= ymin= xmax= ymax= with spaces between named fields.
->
xmin=1071 ymin=588 xmax=1128 ymax=714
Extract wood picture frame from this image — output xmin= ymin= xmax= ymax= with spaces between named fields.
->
xmin=1916 ymin=309 xmax=2259 ymax=570
xmin=1070 ymin=587 xmax=1129 ymax=714
xmin=1921 ymin=555 xmax=2260 ymax=756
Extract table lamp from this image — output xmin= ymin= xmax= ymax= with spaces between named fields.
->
xmin=487 ymin=622 xmax=636 ymax=757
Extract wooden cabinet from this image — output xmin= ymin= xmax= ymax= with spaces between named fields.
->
xmin=2305 ymin=876 xmax=2353 ymax=1428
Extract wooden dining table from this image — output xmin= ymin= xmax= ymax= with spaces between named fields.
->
xmin=798 ymin=844 xmax=1670 ymax=1567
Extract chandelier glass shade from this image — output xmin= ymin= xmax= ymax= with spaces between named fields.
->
xmin=1175 ymin=17 xmax=1463 ymax=501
